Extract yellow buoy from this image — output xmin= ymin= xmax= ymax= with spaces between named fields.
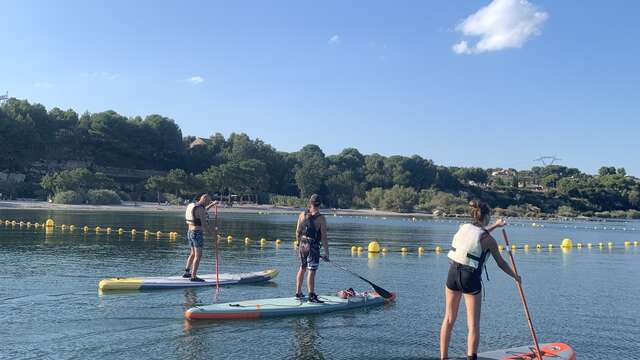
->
xmin=260 ymin=238 xmax=268 ymax=245
xmin=368 ymin=241 xmax=381 ymax=253
xmin=587 ymin=243 xmax=592 ymax=249
xmin=598 ymin=242 xmax=604 ymax=248
xmin=294 ymin=240 xmax=299 ymax=247
xmin=624 ymin=241 xmax=631 ymax=247
xmin=400 ymin=247 xmax=408 ymax=254
xmin=61 ymin=224 xmax=67 ymax=230
xmin=608 ymin=241 xmax=613 ymax=248
xmin=351 ymin=245 xmax=357 ymax=252
xmin=275 ymin=239 xmax=281 ymax=245
xmin=576 ymin=243 xmax=582 ymax=249
xmin=19 ymin=221 xmax=25 ymax=226
xmin=634 ymin=241 xmax=639 ymax=247
xmin=227 ymin=235 xmax=233 ymax=241
xmin=524 ymin=244 xmax=530 ymax=251
xmin=34 ymin=223 xmax=40 ymax=229
xmin=245 ymin=237 xmax=251 ymax=242
xmin=498 ymin=245 xmax=504 ymax=251
xmin=548 ymin=244 xmax=553 ymax=249
xmin=356 ymin=246 xmax=363 ymax=252
xmin=118 ymin=228 xmax=124 ymax=235
xmin=418 ymin=246 xmax=425 ymax=255
xmin=561 ymin=238 xmax=573 ymax=248
xmin=83 ymin=226 xmax=89 ymax=232
xmin=4 ymin=220 xmax=9 ymax=225
xmin=95 ymin=226 xmax=101 ymax=233
xmin=511 ymin=245 xmax=517 ymax=251
xmin=45 ymin=219 xmax=55 ymax=227
xmin=435 ymin=246 xmax=442 ymax=253
xmin=131 ymin=229 xmax=137 ymax=236
xmin=156 ymin=231 xmax=162 ymax=238
xmin=381 ymin=247 xmax=388 ymax=254
xmin=106 ymin=227 xmax=112 ymax=234
xmin=245 ymin=237 xmax=251 ymax=245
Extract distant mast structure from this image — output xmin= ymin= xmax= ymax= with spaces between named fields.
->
xmin=533 ymin=156 xmax=562 ymax=166
xmin=0 ymin=91 xmax=7 ymax=105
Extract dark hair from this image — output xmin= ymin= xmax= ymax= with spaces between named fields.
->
xmin=469 ymin=200 xmax=490 ymax=225
xmin=309 ymin=194 xmax=321 ymax=207
xmin=197 ymin=193 xmax=210 ymax=202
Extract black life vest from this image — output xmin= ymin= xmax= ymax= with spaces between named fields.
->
xmin=301 ymin=211 xmax=322 ymax=244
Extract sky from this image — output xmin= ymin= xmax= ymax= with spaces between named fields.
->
xmin=1 ymin=0 xmax=638 ymax=176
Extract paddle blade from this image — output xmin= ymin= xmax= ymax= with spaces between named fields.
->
xmin=370 ymin=282 xmax=394 ymax=299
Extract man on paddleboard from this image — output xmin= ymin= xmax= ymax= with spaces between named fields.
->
xmin=183 ymin=193 xmax=218 ymax=282
xmin=440 ymin=200 xmax=520 ymax=360
xmin=295 ymin=194 xmax=329 ymax=303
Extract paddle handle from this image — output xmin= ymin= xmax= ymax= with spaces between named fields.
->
xmin=214 ymin=204 xmax=219 ymax=291
xmin=501 ymin=229 xmax=543 ymax=360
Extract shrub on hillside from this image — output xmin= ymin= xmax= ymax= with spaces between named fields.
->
xmin=53 ymin=190 xmax=85 ymax=204
xmin=87 ymin=189 xmax=121 ymax=205
xmin=382 ymin=185 xmax=418 ymax=213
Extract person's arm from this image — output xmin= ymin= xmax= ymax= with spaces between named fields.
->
xmin=485 ymin=218 xmax=506 ymax=233
xmin=295 ymin=213 xmax=303 ymax=243
xmin=320 ymin=216 xmax=329 ymax=260
xmin=485 ymin=234 xmax=521 ymax=282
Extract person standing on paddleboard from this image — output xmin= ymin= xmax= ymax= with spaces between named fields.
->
xmin=440 ymin=200 xmax=521 ymax=360
xmin=183 ymin=193 xmax=218 ymax=282
xmin=295 ymin=194 xmax=329 ymax=303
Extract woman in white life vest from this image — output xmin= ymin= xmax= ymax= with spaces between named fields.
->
xmin=439 ymin=200 xmax=520 ymax=360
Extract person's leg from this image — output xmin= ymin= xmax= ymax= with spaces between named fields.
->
xmin=306 ymin=269 xmax=316 ymax=294
xmin=440 ymin=287 xmax=462 ymax=360
xmin=185 ymin=247 xmax=195 ymax=272
xmin=463 ymin=292 xmax=482 ymax=358
xmin=191 ymin=247 xmax=202 ymax=278
xmin=295 ymin=266 xmax=306 ymax=295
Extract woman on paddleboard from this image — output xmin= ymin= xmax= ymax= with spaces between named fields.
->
xmin=440 ymin=200 xmax=520 ymax=360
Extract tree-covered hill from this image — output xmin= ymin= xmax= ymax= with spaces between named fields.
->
xmin=1 ymin=98 xmax=638 ymax=218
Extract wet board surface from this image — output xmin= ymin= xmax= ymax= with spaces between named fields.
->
xmin=98 ymin=269 xmax=278 ymax=290
xmin=476 ymin=342 xmax=576 ymax=360
xmin=185 ymin=291 xmax=396 ymax=320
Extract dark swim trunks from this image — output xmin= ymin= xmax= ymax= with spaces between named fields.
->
xmin=187 ymin=230 xmax=204 ymax=248
xmin=299 ymin=237 xmax=320 ymax=270
xmin=445 ymin=262 xmax=482 ymax=295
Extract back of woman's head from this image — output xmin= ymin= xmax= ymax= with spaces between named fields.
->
xmin=469 ymin=200 xmax=490 ymax=226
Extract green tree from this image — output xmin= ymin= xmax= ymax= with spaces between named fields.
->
xmin=382 ymin=185 xmax=418 ymax=213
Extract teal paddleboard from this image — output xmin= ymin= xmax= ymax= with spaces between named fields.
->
xmin=185 ymin=291 xmax=396 ymax=320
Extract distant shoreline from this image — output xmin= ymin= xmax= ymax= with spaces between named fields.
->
xmin=0 ymin=200 xmax=436 ymax=218
xmin=1 ymin=200 xmax=636 ymax=223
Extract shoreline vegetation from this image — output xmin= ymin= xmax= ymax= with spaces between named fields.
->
xmin=1 ymin=98 xmax=639 ymax=220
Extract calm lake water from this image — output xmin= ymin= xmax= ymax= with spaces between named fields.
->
xmin=1 ymin=209 xmax=639 ymax=359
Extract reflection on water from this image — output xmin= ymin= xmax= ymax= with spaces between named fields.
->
xmin=290 ymin=318 xmax=324 ymax=360
xmin=0 ymin=209 xmax=639 ymax=359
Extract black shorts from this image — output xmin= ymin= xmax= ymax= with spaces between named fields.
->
xmin=299 ymin=240 xmax=320 ymax=271
xmin=445 ymin=262 xmax=482 ymax=295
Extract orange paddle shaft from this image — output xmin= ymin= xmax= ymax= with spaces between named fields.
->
xmin=502 ymin=229 xmax=543 ymax=360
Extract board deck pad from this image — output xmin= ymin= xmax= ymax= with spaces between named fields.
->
xmin=185 ymin=291 xmax=396 ymax=320
xmin=98 ymin=269 xmax=279 ymax=290
xmin=477 ymin=342 xmax=576 ymax=360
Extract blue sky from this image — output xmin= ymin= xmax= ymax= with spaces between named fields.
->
xmin=1 ymin=1 xmax=638 ymax=175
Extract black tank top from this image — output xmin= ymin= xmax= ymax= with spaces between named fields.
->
xmin=301 ymin=211 xmax=321 ymax=244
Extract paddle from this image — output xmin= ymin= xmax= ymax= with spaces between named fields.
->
xmin=321 ymin=256 xmax=393 ymax=299
xmin=213 ymin=203 xmax=220 ymax=291
xmin=501 ymin=229 xmax=543 ymax=360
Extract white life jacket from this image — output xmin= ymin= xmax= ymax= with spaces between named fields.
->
xmin=185 ymin=203 xmax=204 ymax=225
xmin=447 ymin=223 xmax=486 ymax=269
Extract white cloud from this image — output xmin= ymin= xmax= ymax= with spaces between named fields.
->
xmin=328 ymin=35 xmax=340 ymax=45
xmin=34 ymin=82 xmax=54 ymax=89
xmin=185 ymin=76 xmax=205 ymax=85
xmin=452 ymin=0 xmax=548 ymax=54
xmin=81 ymin=71 xmax=120 ymax=80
